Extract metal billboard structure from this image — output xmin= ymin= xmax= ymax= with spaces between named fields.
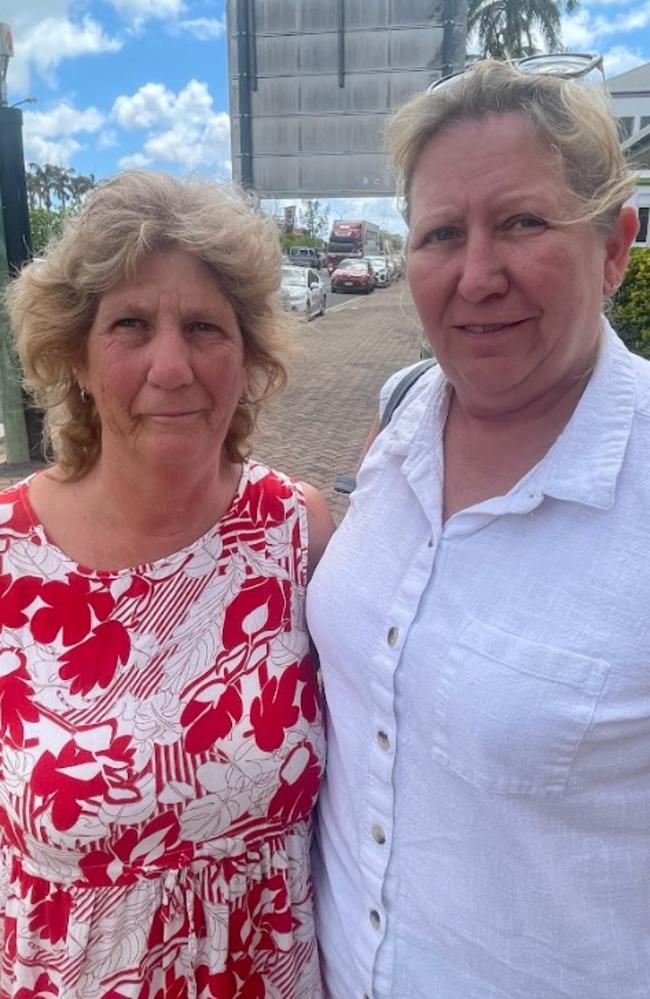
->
xmin=227 ymin=0 xmax=467 ymax=198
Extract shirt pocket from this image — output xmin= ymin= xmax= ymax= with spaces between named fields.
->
xmin=432 ymin=617 xmax=609 ymax=796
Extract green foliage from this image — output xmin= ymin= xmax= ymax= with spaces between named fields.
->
xmin=279 ymin=233 xmax=323 ymax=253
xmin=30 ymin=208 xmax=65 ymax=256
xmin=380 ymin=229 xmax=405 ymax=252
xmin=609 ymin=249 xmax=650 ymax=360
xmin=300 ymin=199 xmax=329 ymax=240
xmin=469 ymin=0 xmax=580 ymax=59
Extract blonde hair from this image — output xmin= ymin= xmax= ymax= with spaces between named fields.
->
xmin=386 ymin=59 xmax=636 ymax=231
xmin=7 ymin=170 xmax=289 ymax=478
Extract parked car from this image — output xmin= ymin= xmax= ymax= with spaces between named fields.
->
xmin=330 ymin=258 xmax=375 ymax=294
xmin=365 ymin=256 xmax=390 ymax=287
xmin=288 ymin=246 xmax=322 ymax=268
xmin=280 ymin=265 xmax=326 ymax=320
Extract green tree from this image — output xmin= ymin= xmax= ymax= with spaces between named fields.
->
xmin=300 ymin=199 xmax=329 ymax=242
xmin=380 ymin=229 xmax=405 ymax=252
xmin=609 ymin=249 xmax=650 ymax=360
xmin=30 ymin=208 xmax=65 ymax=256
xmin=469 ymin=0 xmax=580 ymax=59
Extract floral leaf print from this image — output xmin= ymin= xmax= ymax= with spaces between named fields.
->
xmin=31 ymin=573 xmax=114 ymax=646
xmin=249 ymin=667 xmax=299 ymax=752
xmin=30 ymin=740 xmax=108 ymax=831
xmin=28 ymin=888 xmax=72 ymax=944
xmin=13 ymin=971 xmax=57 ymax=999
xmin=181 ymin=682 xmax=243 ymax=754
xmin=58 ymin=621 xmax=130 ymax=695
xmin=0 ymin=648 xmax=39 ymax=747
xmin=0 ymin=572 xmax=41 ymax=629
xmin=222 ymin=577 xmax=290 ymax=649
xmin=268 ymin=743 xmax=322 ymax=826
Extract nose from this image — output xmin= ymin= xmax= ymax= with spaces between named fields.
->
xmin=456 ymin=230 xmax=509 ymax=303
xmin=146 ymin=325 xmax=194 ymax=390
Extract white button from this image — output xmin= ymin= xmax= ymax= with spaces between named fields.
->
xmin=377 ymin=730 xmax=390 ymax=751
xmin=372 ymin=824 xmax=386 ymax=845
xmin=387 ymin=626 xmax=399 ymax=646
xmin=369 ymin=909 xmax=381 ymax=930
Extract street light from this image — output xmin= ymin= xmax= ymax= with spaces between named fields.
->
xmin=11 ymin=97 xmax=37 ymax=109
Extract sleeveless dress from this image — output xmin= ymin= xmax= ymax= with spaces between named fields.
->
xmin=0 ymin=461 xmax=325 ymax=999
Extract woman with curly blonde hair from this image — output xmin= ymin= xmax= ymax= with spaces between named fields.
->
xmin=0 ymin=170 xmax=333 ymax=998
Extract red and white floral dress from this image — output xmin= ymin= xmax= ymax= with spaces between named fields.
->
xmin=0 ymin=461 xmax=325 ymax=999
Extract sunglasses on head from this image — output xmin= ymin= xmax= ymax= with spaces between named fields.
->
xmin=426 ymin=52 xmax=605 ymax=94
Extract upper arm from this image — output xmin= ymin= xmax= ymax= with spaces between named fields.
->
xmin=299 ymin=482 xmax=336 ymax=579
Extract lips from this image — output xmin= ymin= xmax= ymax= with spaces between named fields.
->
xmin=456 ymin=318 xmax=527 ymax=334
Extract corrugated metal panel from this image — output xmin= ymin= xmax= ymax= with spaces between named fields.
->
xmin=228 ymin=0 xmax=467 ymax=197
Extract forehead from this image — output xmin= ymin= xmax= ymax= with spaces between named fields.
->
xmin=409 ymin=113 xmax=566 ymax=212
xmin=99 ymin=250 xmax=230 ymax=307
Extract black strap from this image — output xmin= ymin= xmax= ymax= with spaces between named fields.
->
xmin=379 ymin=358 xmax=437 ymax=432
xmin=334 ymin=358 xmax=437 ymax=494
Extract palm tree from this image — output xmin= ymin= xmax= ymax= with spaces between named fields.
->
xmin=468 ymin=0 xmax=580 ymax=60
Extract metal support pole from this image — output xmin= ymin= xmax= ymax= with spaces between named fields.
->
xmin=441 ymin=0 xmax=458 ymax=78
xmin=0 ymin=105 xmax=43 ymax=460
xmin=236 ymin=0 xmax=254 ymax=189
xmin=0 ymin=200 xmax=29 ymax=463
xmin=337 ymin=0 xmax=345 ymax=88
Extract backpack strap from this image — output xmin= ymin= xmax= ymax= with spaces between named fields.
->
xmin=379 ymin=358 xmax=437 ymax=432
xmin=334 ymin=358 xmax=437 ymax=495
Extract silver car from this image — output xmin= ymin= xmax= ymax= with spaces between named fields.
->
xmin=366 ymin=256 xmax=390 ymax=287
xmin=280 ymin=266 xmax=326 ymax=320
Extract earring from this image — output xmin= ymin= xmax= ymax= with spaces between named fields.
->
xmin=79 ymin=386 xmax=91 ymax=403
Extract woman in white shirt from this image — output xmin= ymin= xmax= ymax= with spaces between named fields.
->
xmin=307 ymin=57 xmax=649 ymax=999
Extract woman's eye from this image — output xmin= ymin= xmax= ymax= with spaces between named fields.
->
xmin=192 ymin=321 xmax=219 ymax=333
xmin=510 ymin=215 xmax=546 ymax=230
xmin=426 ymin=226 xmax=461 ymax=244
xmin=116 ymin=317 xmax=142 ymax=329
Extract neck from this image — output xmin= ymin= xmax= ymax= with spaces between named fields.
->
xmin=82 ymin=446 xmax=241 ymax=542
xmin=451 ymin=366 xmax=591 ymax=446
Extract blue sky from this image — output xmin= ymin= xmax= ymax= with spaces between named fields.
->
xmin=6 ymin=0 xmax=650 ymax=235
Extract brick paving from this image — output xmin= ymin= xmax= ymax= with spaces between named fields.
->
xmin=253 ymin=281 xmax=422 ymax=521
xmin=0 ymin=282 xmax=423 ymax=522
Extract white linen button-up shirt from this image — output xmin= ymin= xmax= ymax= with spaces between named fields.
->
xmin=307 ymin=322 xmax=650 ymax=999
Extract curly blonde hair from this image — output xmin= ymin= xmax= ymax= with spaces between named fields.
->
xmin=386 ymin=59 xmax=636 ymax=232
xmin=7 ymin=170 xmax=289 ymax=478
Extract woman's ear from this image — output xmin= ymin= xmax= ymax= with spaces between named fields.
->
xmin=603 ymin=206 xmax=639 ymax=295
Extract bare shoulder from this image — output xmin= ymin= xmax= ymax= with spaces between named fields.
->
xmin=298 ymin=481 xmax=336 ymax=578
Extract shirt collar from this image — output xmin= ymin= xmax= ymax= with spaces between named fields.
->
xmin=526 ymin=320 xmax=636 ymax=510
xmin=382 ymin=319 xmax=637 ymax=512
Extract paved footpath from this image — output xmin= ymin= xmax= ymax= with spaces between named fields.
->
xmin=253 ymin=280 xmax=422 ymax=521
xmin=0 ymin=282 xmax=423 ymax=522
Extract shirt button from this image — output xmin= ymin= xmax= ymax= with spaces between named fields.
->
xmin=371 ymin=824 xmax=386 ymax=845
xmin=377 ymin=730 xmax=390 ymax=751
xmin=369 ymin=909 xmax=381 ymax=930
xmin=387 ymin=626 xmax=399 ymax=646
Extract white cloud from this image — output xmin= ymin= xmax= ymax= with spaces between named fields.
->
xmin=22 ymin=101 xmax=104 ymax=165
xmin=175 ymin=17 xmax=226 ymax=41
xmin=113 ymin=83 xmax=175 ymax=129
xmin=118 ymin=151 xmax=152 ymax=169
xmin=97 ymin=129 xmax=119 ymax=149
xmin=109 ymin=0 xmax=185 ymax=27
xmin=8 ymin=16 xmax=122 ymax=95
xmin=111 ymin=79 xmax=231 ymax=174
xmin=602 ymin=44 xmax=647 ymax=76
xmin=563 ymin=1 xmax=650 ymax=50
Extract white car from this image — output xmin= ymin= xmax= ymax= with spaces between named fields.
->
xmin=280 ymin=266 xmax=326 ymax=320
xmin=366 ymin=256 xmax=390 ymax=287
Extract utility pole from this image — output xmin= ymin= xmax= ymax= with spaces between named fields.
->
xmin=0 ymin=23 xmax=42 ymax=462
